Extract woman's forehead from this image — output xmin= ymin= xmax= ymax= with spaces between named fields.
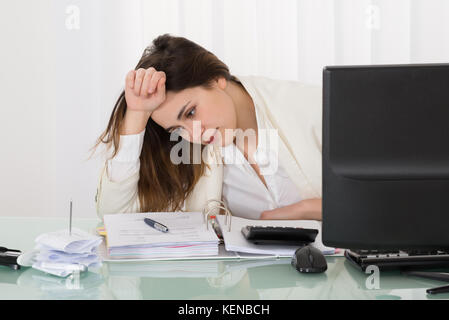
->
xmin=151 ymin=89 xmax=194 ymax=124
xmin=163 ymin=90 xmax=191 ymax=112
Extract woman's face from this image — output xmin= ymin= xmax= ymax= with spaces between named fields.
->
xmin=150 ymin=77 xmax=237 ymax=147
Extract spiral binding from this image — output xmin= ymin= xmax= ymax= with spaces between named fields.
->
xmin=202 ymin=199 xmax=232 ymax=232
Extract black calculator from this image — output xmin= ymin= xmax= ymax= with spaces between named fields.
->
xmin=241 ymin=226 xmax=318 ymax=245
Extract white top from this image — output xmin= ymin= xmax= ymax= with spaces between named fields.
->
xmin=106 ymin=104 xmax=302 ymax=219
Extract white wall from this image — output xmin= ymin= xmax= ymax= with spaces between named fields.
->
xmin=0 ymin=0 xmax=448 ymax=218
xmin=0 ymin=0 xmax=144 ymax=218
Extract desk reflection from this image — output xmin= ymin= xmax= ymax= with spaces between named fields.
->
xmin=2 ymin=256 xmax=448 ymax=299
xmin=102 ymin=257 xmax=330 ymax=299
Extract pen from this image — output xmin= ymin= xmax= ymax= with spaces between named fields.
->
xmin=144 ymin=218 xmax=169 ymax=233
xmin=427 ymin=284 xmax=449 ymax=295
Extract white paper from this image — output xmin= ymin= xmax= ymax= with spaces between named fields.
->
xmin=103 ymin=212 xmax=220 ymax=259
xmin=30 ymin=227 xmax=103 ymax=277
xmin=216 ymin=215 xmax=336 ymax=256
xmin=34 ymin=228 xmax=102 ymax=254
xmin=104 ymin=212 xmax=219 ymax=248
xmin=36 ymin=250 xmax=99 ymax=265
xmin=98 ymin=242 xmax=277 ymax=262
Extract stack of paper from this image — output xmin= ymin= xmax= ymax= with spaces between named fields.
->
xmin=32 ymin=228 xmax=103 ymax=277
xmin=103 ymin=212 xmax=220 ymax=259
xmin=216 ymin=215 xmax=336 ymax=256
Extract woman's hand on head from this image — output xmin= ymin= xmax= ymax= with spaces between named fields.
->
xmin=125 ymin=67 xmax=167 ymax=115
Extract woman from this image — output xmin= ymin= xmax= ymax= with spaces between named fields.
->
xmin=93 ymin=33 xmax=322 ymax=221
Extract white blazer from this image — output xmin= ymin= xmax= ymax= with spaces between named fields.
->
xmin=95 ymin=75 xmax=322 ymax=219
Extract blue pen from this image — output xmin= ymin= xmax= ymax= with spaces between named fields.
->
xmin=144 ymin=218 xmax=169 ymax=233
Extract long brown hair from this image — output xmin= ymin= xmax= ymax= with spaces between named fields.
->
xmin=91 ymin=33 xmax=241 ymax=212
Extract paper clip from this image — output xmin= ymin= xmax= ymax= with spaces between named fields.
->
xmin=202 ymin=200 xmax=232 ymax=232
xmin=202 ymin=199 xmax=226 ymax=223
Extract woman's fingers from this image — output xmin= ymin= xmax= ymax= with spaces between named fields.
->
xmin=124 ymin=67 xmax=167 ymax=113
xmin=125 ymin=67 xmax=166 ymax=111
xmin=149 ymin=71 xmax=166 ymax=95
xmin=125 ymin=70 xmax=136 ymax=90
xmin=133 ymin=68 xmax=147 ymax=96
xmin=126 ymin=67 xmax=164 ymax=98
xmin=141 ymin=68 xmax=156 ymax=97
xmin=157 ymin=76 xmax=166 ymax=96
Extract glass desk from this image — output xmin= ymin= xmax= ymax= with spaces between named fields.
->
xmin=1 ymin=217 xmax=448 ymax=300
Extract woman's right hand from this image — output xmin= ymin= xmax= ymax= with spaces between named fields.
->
xmin=125 ymin=67 xmax=167 ymax=114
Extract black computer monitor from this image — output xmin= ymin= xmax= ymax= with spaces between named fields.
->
xmin=322 ymin=63 xmax=449 ymax=251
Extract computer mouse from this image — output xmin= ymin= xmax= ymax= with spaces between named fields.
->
xmin=291 ymin=245 xmax=327 ymax=273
